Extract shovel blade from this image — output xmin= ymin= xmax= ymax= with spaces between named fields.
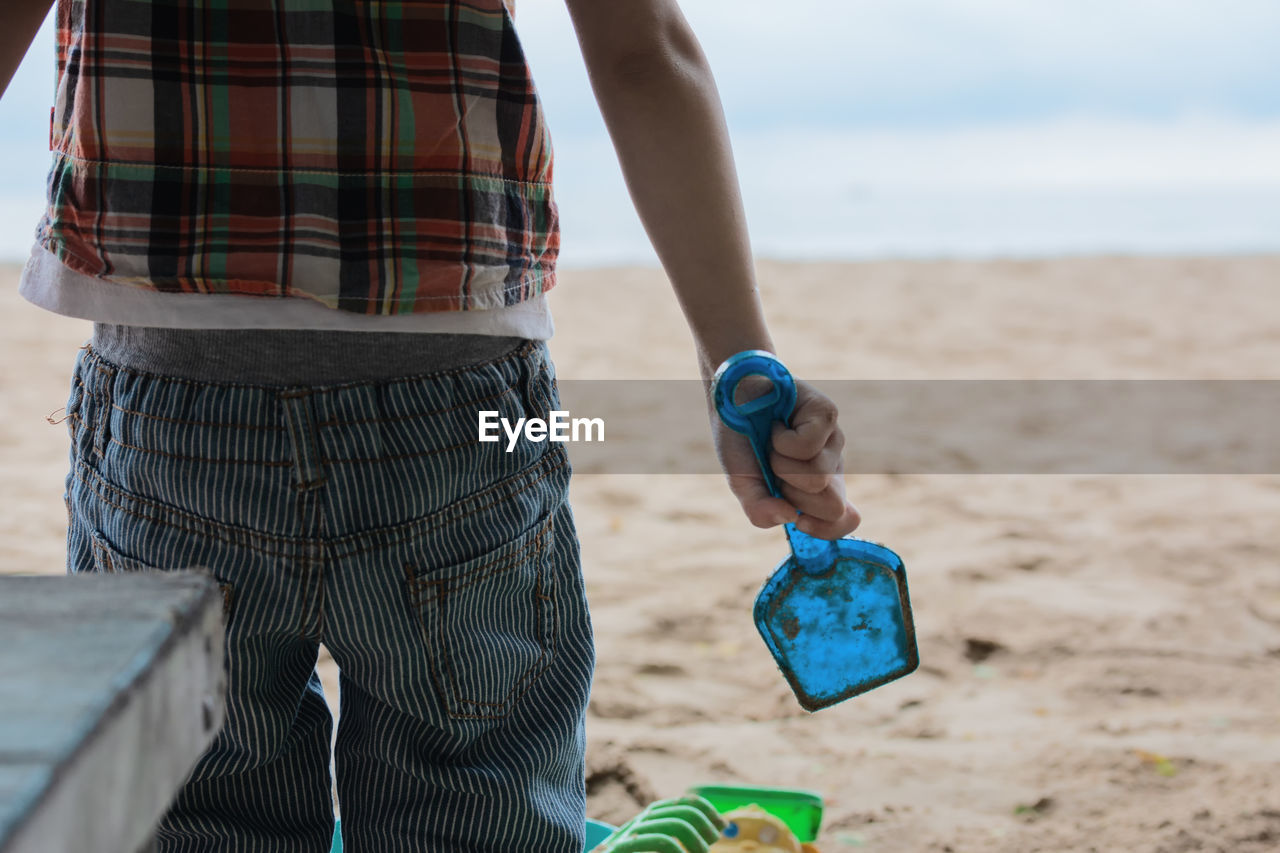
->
xmin=754 ymin=539 xmax=918 ymax=711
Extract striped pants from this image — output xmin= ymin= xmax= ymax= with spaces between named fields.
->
xmin=63 ymin=333 xmax=595 ymax=852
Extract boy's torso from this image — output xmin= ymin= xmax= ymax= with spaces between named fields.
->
xmin=31 ymin=0 xmax=559 ymax=321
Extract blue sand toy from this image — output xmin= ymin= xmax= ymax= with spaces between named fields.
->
xmin=710 ymin=350 xmax=919 ymax=711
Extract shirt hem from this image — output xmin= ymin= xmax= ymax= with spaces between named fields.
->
xmin=18 ymin=243 xmax=556 ymax=339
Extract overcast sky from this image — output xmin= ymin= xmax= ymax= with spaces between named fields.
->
xmin=1 ymin=1 xmax=1277 ymax=260
xmin=5 ymin=2 xmax=1278 ymax=157
xmin=518 ymin=0 xmax=1280 ymax=133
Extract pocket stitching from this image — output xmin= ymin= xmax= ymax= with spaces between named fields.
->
xmin=407 ymin=514 xmax=558 ymax=721
xmin=405 ymin=516 xmax=552 ymax=599
xmin=440 ymin=518 xmax=556 ymax=712
xmin=452 ymin=566 xmax=560 ymax=713
xmin=88 ymin=528 xmax=236 ymax=621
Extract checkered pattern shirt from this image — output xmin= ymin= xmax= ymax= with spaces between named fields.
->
xmin=37 ymin=0 xmax=559 ymax=314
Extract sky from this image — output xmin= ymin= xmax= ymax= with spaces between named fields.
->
xmin=1 ymin=0 xmax=1278 ymax=263
xmin=520 ymin=0 xmax=1280 ymax=133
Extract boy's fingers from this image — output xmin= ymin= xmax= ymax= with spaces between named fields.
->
xmin=769 ymin=442 xmax=846 ymax=495
xmin=778 ymin=477 xmax=856 ymax=524
xmin=794 ymin=502 xmax=862 ymax=539
xmin=770 ymin=392 xmax=840 ymax=461
xmin=726 ymin=474 xmax=799 ymax=528
xmin=724 ymin=446 xmax=857 ymax=534
xmin=731 ymin=473 xmax=861 ymax=539
xmin=715 ymin=425 xmax=799 ymax=527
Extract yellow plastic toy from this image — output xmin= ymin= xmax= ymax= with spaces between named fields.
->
xmin=709 ymin=805 xmax=822 ymax=853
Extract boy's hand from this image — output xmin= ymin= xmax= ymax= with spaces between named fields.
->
xmin=710 ymin=379 xmax=861 ymax=540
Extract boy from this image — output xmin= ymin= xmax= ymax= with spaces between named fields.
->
xmin=1 ymin=1 xmax=860 ymax=850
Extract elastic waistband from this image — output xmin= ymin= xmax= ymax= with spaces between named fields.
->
xmin=88 ymin=324 xmax=528 ymax=385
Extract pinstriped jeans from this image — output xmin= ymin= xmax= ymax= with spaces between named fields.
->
xmin=62 ymin=337 xmax=595 ymax=853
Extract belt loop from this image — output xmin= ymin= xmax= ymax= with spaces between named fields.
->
xmin=280 ymin=390 xmax=327 ymax=491
xmin=93 ymin=362 xmax=116 ymax=459
xmin=534 ymin=341 xmax=556 ymax=412
xmin=520 ymin=343 xmax=549 ymax=419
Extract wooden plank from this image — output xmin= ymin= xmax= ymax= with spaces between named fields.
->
xmin=0 ymin=572 xmax=226 ymax=853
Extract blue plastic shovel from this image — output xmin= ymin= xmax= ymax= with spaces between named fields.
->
xmin=711 ymin=351 xmax=919 ymax=711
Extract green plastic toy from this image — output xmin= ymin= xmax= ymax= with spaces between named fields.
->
xmin=589 ymin=795 xmax=726 ymax=852
xmin=687 ymin=784 xmax=823 ymax=843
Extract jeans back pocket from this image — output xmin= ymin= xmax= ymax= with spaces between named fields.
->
xmin=403 ymin=513 xmax=558 ymax=722
xmin=87 ymin=528 xmax=236 ymax=622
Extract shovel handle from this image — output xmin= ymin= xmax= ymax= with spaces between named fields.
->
xmin=710 ymin=350 xmax=797 ymax=501
xmin=712 ymin=352 xmax=842 ymax=569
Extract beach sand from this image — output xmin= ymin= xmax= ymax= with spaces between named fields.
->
xmin=3 ymin=256 xmax=1278 ymax=852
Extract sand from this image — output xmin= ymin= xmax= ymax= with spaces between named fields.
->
xmin=3 ymin=255 xmax=1278 ymax=852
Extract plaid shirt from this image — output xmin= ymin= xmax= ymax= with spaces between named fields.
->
xmin=37 ymin=0 xmax=558 ymax=314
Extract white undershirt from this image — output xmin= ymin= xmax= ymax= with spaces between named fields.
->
xmin=17 ymin=242 xmax=555 ymax=339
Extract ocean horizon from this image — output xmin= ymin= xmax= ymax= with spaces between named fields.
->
xmin=3 ymin=118 xmax=1279 ymax=269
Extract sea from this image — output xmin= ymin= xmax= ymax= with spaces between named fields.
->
xmin=3 ymin=120 xmax=1278 ymax=269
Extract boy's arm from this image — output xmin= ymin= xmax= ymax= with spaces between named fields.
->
xmin=0 ymin=0 xmax=54 ymax=102
xmin=564 ymin=0 xmax=860 ymax=539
